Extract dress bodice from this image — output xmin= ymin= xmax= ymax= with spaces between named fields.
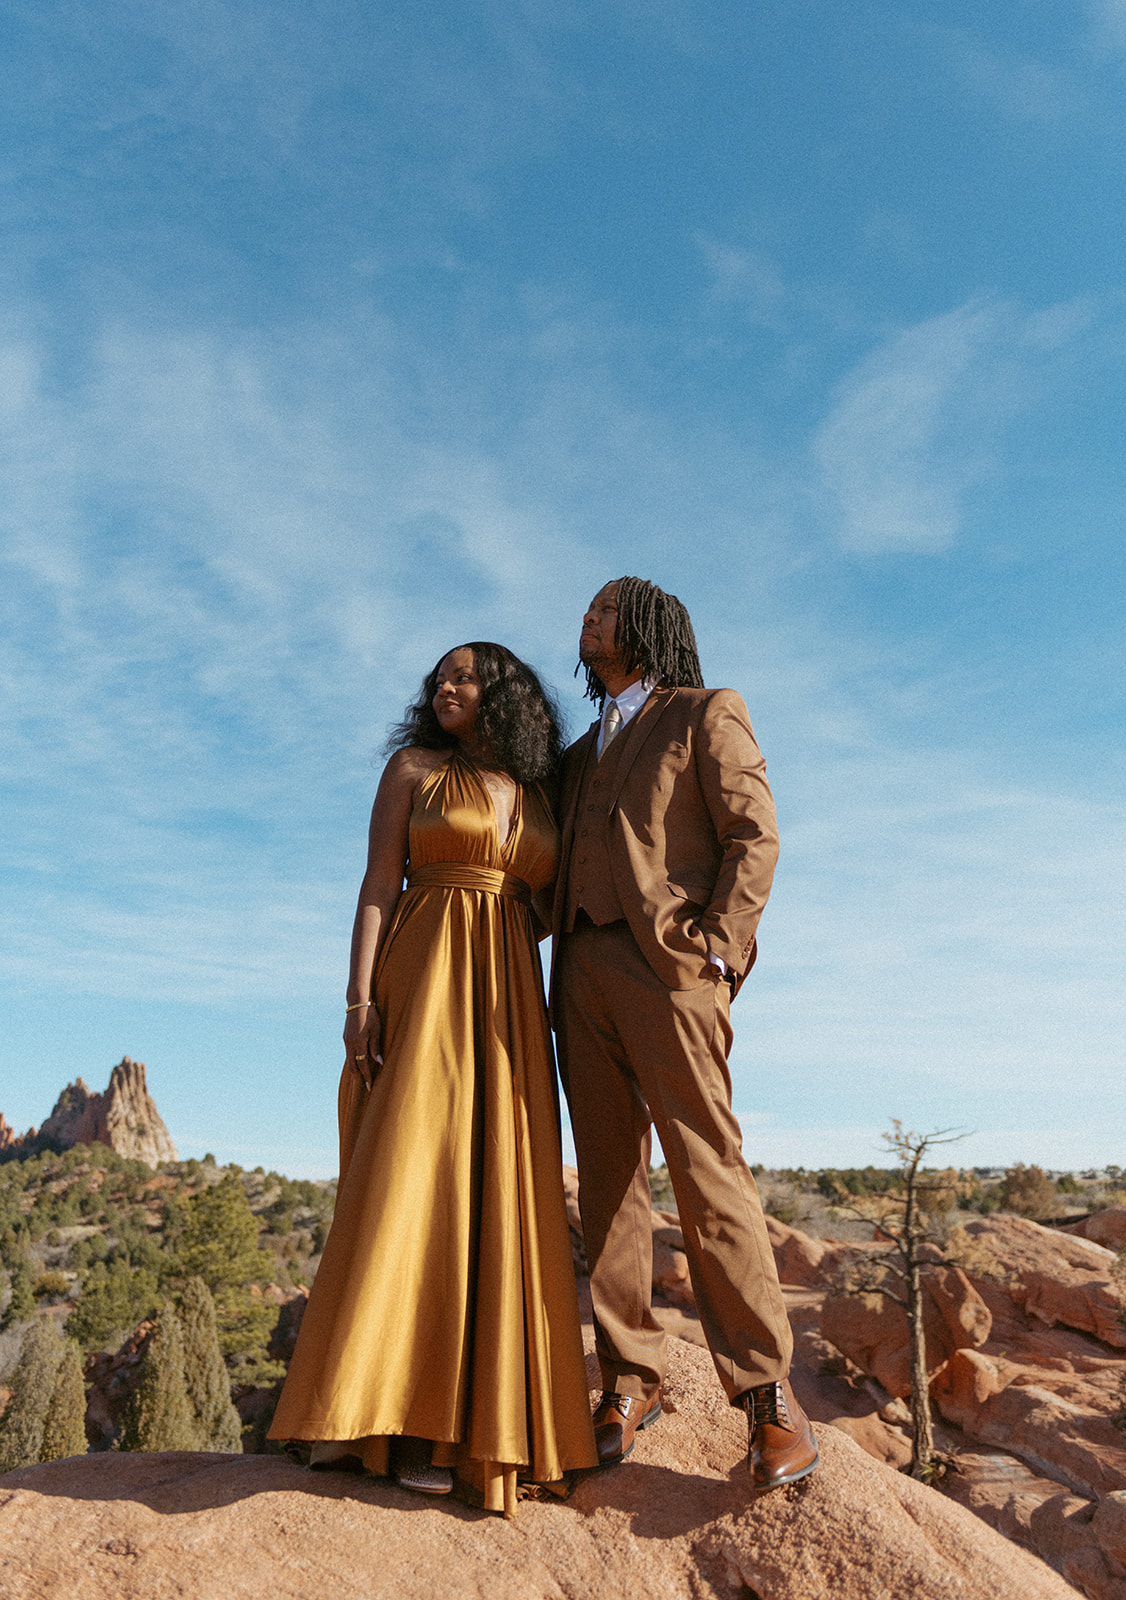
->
xmin=408 ymin=753 xmax=558 ymax=895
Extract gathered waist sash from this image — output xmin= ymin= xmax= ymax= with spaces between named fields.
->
xmin=406 ymin=862 xmax=532 ymax=905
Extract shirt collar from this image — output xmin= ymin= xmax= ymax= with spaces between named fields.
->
xmin=605 ymin=676 xmax=656 ymax=723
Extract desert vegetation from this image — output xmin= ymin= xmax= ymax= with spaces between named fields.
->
xmin=0 ymin=1144 xmax=335 ymax=1465
xmin=3 ymin=1142 xmax=1123 ymax=1476
xmin=738 ymin=1159 xmax=1125 ymax=1239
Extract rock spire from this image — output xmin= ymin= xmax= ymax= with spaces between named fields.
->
xmin=5 ymin=1058 xmax=177 ymax=1168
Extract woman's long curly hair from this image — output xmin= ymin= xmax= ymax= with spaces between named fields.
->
xmin=388 ymin=642 xmax=566 ymax=784
xmin=579 ymin=576 xmax=705 ymax=706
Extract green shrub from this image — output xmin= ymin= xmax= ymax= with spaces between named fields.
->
xmin=996 ymin=1163 xmax=1061 ymax=1219
xmin=165 ymin=1175 xmax=271 ymax=1292
xmin=33 ymin=1272 xmax=70 ymax=1302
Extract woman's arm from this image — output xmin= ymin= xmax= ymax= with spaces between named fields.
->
xmin=343 ymin=748 xmax=432 ymax=1087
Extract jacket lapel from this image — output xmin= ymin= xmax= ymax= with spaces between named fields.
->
xmin=607 ymin=686 xmax=677 ymax=808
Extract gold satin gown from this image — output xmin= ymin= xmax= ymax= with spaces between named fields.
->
xmin=269 ymin=753 xmax=596 ymax=1514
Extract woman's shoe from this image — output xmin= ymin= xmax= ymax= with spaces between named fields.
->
xmin=394 ymin=1462 xmax=454 ymax=1495
xmin=392 ymin=1435 xmax=453 ymax=1495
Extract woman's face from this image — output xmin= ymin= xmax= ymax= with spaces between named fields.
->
xmin=432 ymin=648 xmax=483 ymax=743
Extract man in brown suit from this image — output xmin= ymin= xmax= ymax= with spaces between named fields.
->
xmin=552 ymin=577 xmax=817 ymax=1490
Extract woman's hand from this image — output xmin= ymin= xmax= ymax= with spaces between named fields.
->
xmin=344 ymin=1002 xmax=383 ymax=1090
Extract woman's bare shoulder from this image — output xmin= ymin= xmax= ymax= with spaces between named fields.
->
xmin=380 ymin=745 xmax=450 ymax=788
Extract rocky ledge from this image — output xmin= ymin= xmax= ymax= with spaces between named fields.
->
xmin=0 ymin=1339 xmax=1077 ymax=1600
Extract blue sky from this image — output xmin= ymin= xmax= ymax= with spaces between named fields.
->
xmin=2 ymin=0 xmax=1123 ymax=1178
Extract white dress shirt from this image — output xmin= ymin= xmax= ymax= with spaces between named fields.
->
xmin=596 ymin=677 xmax=655 ymax=755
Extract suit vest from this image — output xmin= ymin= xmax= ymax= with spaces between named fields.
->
xmin=562 ymin=728 xmax=630 ymax=930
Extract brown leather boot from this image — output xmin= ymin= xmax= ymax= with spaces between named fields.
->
xmin=591 ymin=1388 xmax=662 ymax=1466
xmin=739 ymin=1377 xmax=818 ymax=1490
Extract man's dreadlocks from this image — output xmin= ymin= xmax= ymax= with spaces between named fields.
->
xmin=580 ymin=576 xmax=705 ymax=706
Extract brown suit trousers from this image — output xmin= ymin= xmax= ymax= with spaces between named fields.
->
xmin=556 ymin=920 xmax=792 ymax=1401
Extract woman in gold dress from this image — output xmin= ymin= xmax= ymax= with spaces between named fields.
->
xmin=269 ymin=643 xmax=596 ymax=1515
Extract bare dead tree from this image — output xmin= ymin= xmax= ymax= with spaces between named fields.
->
xmin=839 ymin=1121 xmax=968 ymax=1480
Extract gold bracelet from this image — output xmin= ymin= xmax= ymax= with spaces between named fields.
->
xmin=345 ymin=1000 xmax=372 ymax=1012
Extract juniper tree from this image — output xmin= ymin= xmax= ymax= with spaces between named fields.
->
xmin=65 ymin=1258 xmax=160 ymax=1350
xmin=2 ymin=1255 xmax=36 ymax=1331
xmin=39 ymin=1337 xmax=89 ymax=1461
xmin=119 ymin=1305 xmax=199 ymax=1453
xmin=170 ymin=1174 xmax=270 ymax=1290
xmin=178 ymin=1277 xmax=243 ymax=1453
xmin=0 ymin=1317 xmax=63 ymax=1472
xmin=165 ymin=1176 xmax=277 ymax=1375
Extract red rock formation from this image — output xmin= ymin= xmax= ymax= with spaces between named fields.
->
xmin=1030 ymin=1492 xmax=1126 ymax=1599
xmin=561 ymin=1171 xmax=1126 ymax=1581
xmin=0 ymin=1111 xmax=24 ymax=1153
xmin=82 ymin=1318 xmax=159 ymax=1451
xmin=962 ymin=1214 xmax=1125 ymax=1348
xmin=819 ymin=1264 xmax=992 ymax=1398
xmin=651 ymin=1215 xmax=696 ymax=1308
xmin=35 ymin=1057 xmax=177 ymax=1168
xmin=765 ymin=1212 xmax=834 ymax=1286
xmin=930 ymin=1347 xmax=1007 ymax=1428
xmin=1065 ymin=1208 xmax=1126 ymax=1253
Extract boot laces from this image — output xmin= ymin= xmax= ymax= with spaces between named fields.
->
xmin=745 ymin=1382 xmax=789 ymax=1433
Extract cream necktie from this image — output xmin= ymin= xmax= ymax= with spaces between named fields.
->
xmin=600 ymin=700 xmax=622 ymax=759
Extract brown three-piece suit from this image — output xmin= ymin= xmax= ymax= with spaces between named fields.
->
xmin=552 ymin=683 xmax=793 ymax=1403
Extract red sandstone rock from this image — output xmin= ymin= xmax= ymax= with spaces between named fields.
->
xmin=82 ymin=1319 xmax=158 ymax=1451
xmin=1066 ymin=1210 xmax=1126 ymax=1254
xmin=3 ymin=1059 xmax=177 ymax=1168
xmin=764 ymin=1214 xmax=832 ymax=1286
xmin=963 ymin=1214 xmax=1126 ymax=1348
xmin=972 ymin=1381 xmax=1126 ymax=1499
xmin=41 ymin=1058 xmax=179 ymax=1168
xmin=1030 ymin=1493 xmax=1126 ymax=1600
xmin=0 ymin=1338 xmax=1078 ymax=1600
xmin=931 ymin=1347 xmax=1007 ymax=1428
xmin=1095 ymin=1492 xmax=1126 ymax=1576
xmin=561 ymin=1176 xmax=1126 ymax=1554
xmin=652 ymin=1223 xmax=695 ymax=1308
xmin=820 ymin=1265 xmax=991 ymax=1398
xmin=0 ymin=1112 xmax=24 ymax=1153
xmin=940 ymin=1449 xmax=1081 ymax=1550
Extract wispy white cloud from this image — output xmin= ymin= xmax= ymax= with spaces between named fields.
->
xmin=738 ymin=769 xmax=1126 ymax=1146
xmin=945 ymin=31 xmax=1077 ymax=123
xmin=1087 ymin=0 xmax=1126 ymax=50
xmin=811 ymin=294 xmax=1105 ymax=555
xmin=812 ymin=301 xmax=999 ymax=553
xmin=0 ymin=292 xmax=789 ymax=1017
xmin=697 ymin=236 xmax=785 ymax=323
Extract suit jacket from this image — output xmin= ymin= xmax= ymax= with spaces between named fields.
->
xmin=552 ymin=685 xmax=779 ymax=997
